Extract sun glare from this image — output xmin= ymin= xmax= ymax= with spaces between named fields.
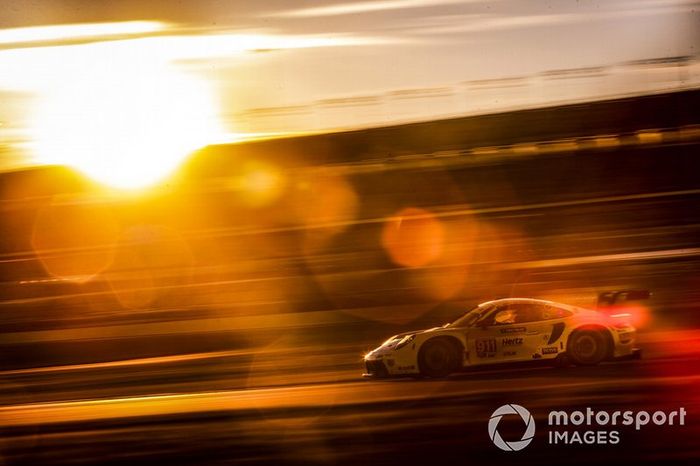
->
xmin=0 ymin=21 xmax=165 ymax=45
xmin=29 ymin=62 xmax=222 ymax=189
xmin=0 ymin=21 xmax=385 ymax=189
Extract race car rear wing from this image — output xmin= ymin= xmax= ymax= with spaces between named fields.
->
xmin=597 ymin=289 xmax=651 ymax=309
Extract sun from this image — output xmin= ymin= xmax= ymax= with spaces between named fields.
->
xmin=29 ymin=61 xmax=222 ymax=189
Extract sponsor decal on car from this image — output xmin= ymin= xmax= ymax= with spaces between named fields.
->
xmin=502 ymin=337 xmax=524 ymax=346
xmin=476 ymin=338 xmax=497 ymax=358
xmin=501 ymin=326 xmax=527 ymax=334
xmin=542 ymin=347 xmax=558 ymax=354
xmin=503 ymin=350 xmax=517 ymax=357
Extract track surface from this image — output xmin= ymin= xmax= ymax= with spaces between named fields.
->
xmin=1 ymin=332 xmax=699 ymax=465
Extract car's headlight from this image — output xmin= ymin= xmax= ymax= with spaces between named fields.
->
xmin=394 ymin=334 xmax=415 ymax=350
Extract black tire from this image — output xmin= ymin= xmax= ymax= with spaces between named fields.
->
xmin=567 ymin=330 xmax=609 ymax=366
xmin=418 ymin=339 xmax=459 ymax=378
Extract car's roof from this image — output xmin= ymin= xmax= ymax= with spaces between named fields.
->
xmin=478 ymin=297 xmax=583 ymax=312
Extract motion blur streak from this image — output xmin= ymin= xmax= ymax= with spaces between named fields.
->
xmin=0 ymin=21 xmax=165 ymax=45
xmin=0 ymin=1 xmax=699 ymax=463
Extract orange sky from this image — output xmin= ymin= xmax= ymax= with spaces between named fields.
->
xmin=0 ymin=0 xmax=696 ymax=186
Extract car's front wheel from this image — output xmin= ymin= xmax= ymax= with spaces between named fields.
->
xmin=418 ymin=338 xmax=459 ymax=378
xmin=567 ymin=330 xmax=609 ymax=366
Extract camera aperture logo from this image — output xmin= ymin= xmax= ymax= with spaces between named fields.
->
xmin=488 ymin=404 xmax=536 ymax=451
xmin=488 ymin=404 xmax=687 ymax=451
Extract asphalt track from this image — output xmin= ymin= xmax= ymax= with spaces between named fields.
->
xmin=1 ymin=330 xmax=699 ymax=466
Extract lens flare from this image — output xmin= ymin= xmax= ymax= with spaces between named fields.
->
xmin=381 ymin=207 xmax=444 ymax=268
xmin=106 ymin=225 xmax=193 ymax=309
xmin=235 ymin=161 xmax=286 ymax=207
xmin=31 ymin=198 xmax=119 ymax=281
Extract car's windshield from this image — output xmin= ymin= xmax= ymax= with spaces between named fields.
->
xmin=448 ymin=304 xmax=491 ymax=327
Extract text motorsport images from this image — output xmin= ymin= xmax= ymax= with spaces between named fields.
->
xmin=488 ymin=404 xmax=687 ymax=451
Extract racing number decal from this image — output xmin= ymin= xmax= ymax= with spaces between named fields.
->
xmin=476 ymin=338 xmax=497 ymax=358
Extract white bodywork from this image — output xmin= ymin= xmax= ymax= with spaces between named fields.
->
xmin=364 ymin=298 xmax=637 ymax=377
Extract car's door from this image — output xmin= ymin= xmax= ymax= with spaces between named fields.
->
xmin=467 ymin=304 xmax=535 ymax=365
xmin=516 ymin=304 xmax=556 ymax=358
xmin=523 ymin=305 xmax=573 ymax=358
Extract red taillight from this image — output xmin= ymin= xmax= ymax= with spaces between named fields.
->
xmin=609 ymin=304 xmax=650 ymax=328
xmin=610 ymin=313 xmax=632 ymax=328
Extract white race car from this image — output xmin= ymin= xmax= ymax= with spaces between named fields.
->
xmin=363 ymin=297 xmax=641 ymax=378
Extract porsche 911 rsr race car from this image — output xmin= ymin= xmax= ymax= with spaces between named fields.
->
xmin=363 ymin=298 xmax=641 ymax=378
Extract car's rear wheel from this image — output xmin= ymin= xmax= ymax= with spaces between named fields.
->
xmin=567 ymin=330 xmax=608 ymax=366
xmin=418 ymin=339 xmax=459 ymax=378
